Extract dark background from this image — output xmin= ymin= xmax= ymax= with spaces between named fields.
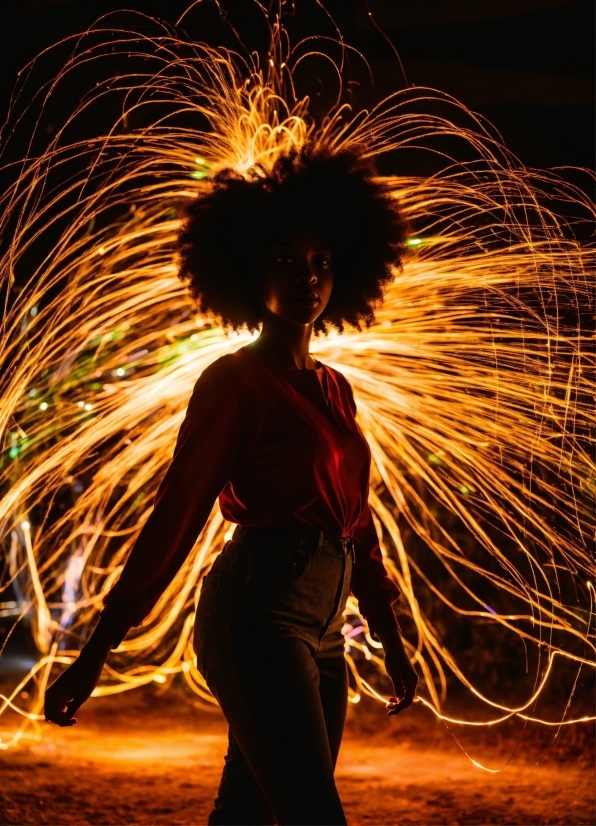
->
xmin=1 ymin=0 xmax=594 ymax=172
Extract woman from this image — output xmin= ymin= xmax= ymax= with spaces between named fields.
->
xmin=44 ymin=146 xmax=419 ymax=825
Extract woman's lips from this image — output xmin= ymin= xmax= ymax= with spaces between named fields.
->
xmin=292 ymin=294 xmax=320 ymax=307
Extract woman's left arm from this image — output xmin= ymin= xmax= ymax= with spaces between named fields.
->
xmin=373 ymin=608 xmax=419 ymax=716
xmin=351 ymin=503 xmax=418 ymax=715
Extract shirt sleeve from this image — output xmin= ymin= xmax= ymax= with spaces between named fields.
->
xmin=98 ymin=355 xmax=244 ymax=647
xmin=350 ymin=500 xmax=401 ymax=638
xmin=329 ymin=367 xmax=401 ymax=635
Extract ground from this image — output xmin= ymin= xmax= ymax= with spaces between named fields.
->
xmin=0 ymin=685 xmax=593 ymax=826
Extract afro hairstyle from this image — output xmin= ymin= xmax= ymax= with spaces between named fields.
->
xmin=177 ymin=144 xmax=408 ymax=332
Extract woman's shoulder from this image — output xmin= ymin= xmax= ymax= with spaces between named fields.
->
xmin=319 ymin=360 xmax=352 ymax=388
xmin=193 ymin=348 xmax=251 ymax=393
xmin=319 ymin=361 xmax=358 ymax=411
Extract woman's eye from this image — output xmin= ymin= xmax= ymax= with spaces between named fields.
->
xmin=275 ymin=255 xmax=292 ymax=264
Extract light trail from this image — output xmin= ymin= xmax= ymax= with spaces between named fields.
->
xmin=0 ymin=6 xmax=593 ymax=757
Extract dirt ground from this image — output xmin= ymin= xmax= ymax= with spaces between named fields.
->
xmin=0 ymin=685 xmax=593 ymax=826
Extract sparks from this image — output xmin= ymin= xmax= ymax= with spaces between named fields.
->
xmin=0 ymin=6 xmax=593 ymax=756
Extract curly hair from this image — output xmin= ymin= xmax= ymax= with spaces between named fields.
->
xmin=177 ymin=145 xmax=408 ymax=332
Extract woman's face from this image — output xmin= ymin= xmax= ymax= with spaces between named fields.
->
xmin=261 ymin=228 xmax=333 ymax=326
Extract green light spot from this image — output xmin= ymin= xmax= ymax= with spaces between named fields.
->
xmin=427 ymin=453 xmax=442 ymax=465
xmin=407 ymin=238 xmax=422 ymax=247
xmin=9 ymin=447 xmax=18 ymax=459
xmin=460 ymin=485 xmax=470 ymax=495
xmin=132 ymin=492 xmax=146 ymax=508
xmin=190 ymin=170 xmax=208 ymax=180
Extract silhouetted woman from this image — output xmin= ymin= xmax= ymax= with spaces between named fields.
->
xmin=45 ymin=146 xmax=419 ymax=826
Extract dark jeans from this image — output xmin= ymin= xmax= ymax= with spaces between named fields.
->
xmin=193 ymin=525 xmax=353 ymax=826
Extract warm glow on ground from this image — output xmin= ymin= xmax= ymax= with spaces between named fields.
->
xmin=0 ymin=689 xmax=593 ymax=824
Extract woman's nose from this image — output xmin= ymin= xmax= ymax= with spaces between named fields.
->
xmin=296 ymin=266 xmax=317 ymax=284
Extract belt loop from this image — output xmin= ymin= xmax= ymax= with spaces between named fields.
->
xmin=347 ymin=537 xmax=355 ymax=564
xmin=316 ymin=530 xmax=324 ymax=555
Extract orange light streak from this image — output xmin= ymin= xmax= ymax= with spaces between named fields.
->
xmin=0 ymin=7 xmax=593 ymax=759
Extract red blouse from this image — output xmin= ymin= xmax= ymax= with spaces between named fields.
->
xmin=101 ymin=346 xmax=400 ymax=644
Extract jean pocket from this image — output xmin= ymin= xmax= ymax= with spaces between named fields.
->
xmin=248 ymin=540 xmax=311 ymax=584
xmin=193 ymin=572 xmax=221 ymax=676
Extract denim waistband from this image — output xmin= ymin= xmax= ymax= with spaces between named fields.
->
xmin=232 ymin=524 xmax=355 ymax=561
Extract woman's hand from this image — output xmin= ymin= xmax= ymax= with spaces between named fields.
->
xmin=370 ymin=610 xmax=418 ymax=716
xmin=44 ymin=629 xmax=113 ymax=727
xmin=382 ymin=633 xmax=419 ymax=716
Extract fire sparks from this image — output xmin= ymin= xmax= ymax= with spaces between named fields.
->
xmin=0 ymin=8 xmax=593 ymax=763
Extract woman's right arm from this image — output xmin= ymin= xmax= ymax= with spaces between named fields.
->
xmin=43 ymin=621 xmax=115 ymax=726
xmin=44 ymin=355 xmax=244 ymax=725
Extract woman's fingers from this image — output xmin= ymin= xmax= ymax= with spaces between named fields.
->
xmin=44 ymin=670 xmax=86 ymax=726
xmin=46 ymin=689 xmax=88 ymax=725
xmin=386 ymin=690 xmax=414 ymax=715
xmin=65 ymin=690 xmax=88 ymax=718
xmin=44 ymin=690 xmax=78 ymax=726
xmin=47 ymin=709 xmax=77 ymax=727
xmin=386 ymin=673 xmax=418 ymax=715
xmin=45 ymin=702 xmax=78 ymax=725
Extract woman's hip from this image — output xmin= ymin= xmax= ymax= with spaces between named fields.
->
xmin=193 ymin=525 xmax=353 ymax=677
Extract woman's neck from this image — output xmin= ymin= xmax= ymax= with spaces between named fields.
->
xmin=250 ymin=313 xmax=317 ymax=370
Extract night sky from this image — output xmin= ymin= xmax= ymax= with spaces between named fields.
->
xmin=1 ymin=0 xmax=594 ymax=172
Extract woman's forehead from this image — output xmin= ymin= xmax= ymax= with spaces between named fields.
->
xmin=266 ymin=226 xmax=331 ymax=249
